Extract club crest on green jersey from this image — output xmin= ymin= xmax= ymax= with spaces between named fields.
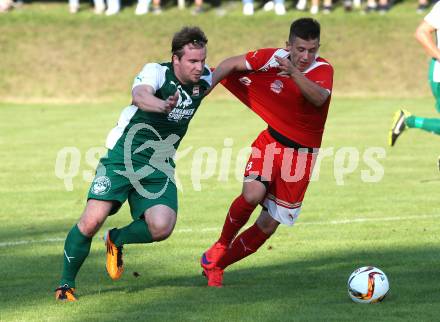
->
xmin=91 ymin=176 xmax=111 ymax=195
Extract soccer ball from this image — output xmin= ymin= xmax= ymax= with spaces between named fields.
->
xmin=347 ymin=266 xmax=389 ymax=304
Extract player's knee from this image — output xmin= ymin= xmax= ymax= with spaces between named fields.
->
xmin=242 ymin=180 xmax=266 ymax=206
xmin=148 ymin=218 xmax=175 ymax=241
xmin=78 ymin=200 xmax=112 ymax=236
xmin=242 ymin=190 xmax=264 ymax=206
xmin=77 ymin=219 xmax=100 ymax=237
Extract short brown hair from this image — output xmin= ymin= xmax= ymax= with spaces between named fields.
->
xmin=171 ymin=26 xmax=208 ymax=59
xmin=289 ymin=18 xmax=320 ymax=42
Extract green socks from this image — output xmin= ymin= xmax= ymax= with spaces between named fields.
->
xmin=59 ymin=225 xmax=92 ymax=288
xmin=110 ymin=218 xmax=153 ymax=247
xmin=58 ymin=219 xmax=153 ymax=288
xmin=405 ymin=116 xmax=440 ymax=135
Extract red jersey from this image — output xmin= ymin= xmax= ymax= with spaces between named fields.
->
xmin=222 ymin=48 xmax=334 ymax=148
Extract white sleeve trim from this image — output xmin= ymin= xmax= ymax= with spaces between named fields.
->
xmin=245 ymin=60 xmax=253 ymax=70
xmin=302 ymin=60 xmax=329 ymax=74
xmin=425 ymin=2 xmax=440 ymax=30
xmin=200 ymin=64 xmax=213 ymax=86
xmin=132 ymin=63 xmax=168 ymax=93
xmin=105 ymin=105 xmax=138 ymax=150
xmin=258 ymin=48 xmax=289 ymax=71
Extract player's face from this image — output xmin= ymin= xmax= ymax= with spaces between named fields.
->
xmin=173 ymin=44 xmax=207 ymax=84
xmin=286 ymin=37 xmax=320 ymax=72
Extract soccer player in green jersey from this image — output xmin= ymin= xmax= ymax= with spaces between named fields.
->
xmin=390 ymin=2 xmax=440 ymax=147
xmin=55 ymin=26 xmax=212 ymax=301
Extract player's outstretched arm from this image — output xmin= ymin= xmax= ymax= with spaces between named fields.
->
xmin=415 ymin=21 xmax=440 ymax=61
xmin=132 ymin=85 xmax=178 ymax=114
xmin=211 ymin=55 xmax=248 ymax=88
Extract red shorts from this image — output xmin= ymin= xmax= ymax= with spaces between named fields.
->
xmin=243 ymin=129 xmax=318 ymax=226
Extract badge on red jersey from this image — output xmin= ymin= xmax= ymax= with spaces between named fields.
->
xmin=270 ymin=80 xmax=283 ymax=94
xmin=239 ymin=77 xmax=252 ymax=86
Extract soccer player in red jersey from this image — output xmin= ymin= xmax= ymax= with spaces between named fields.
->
xmin=200 ymin=18 xmax=334 ymax=287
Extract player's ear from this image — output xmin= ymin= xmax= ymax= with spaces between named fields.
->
xmin=285 ymin=41 xmax=291 ymax=50
xmin=172 ymin=54 xmax=180 ymax=65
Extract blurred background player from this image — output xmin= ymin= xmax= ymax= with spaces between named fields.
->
xmin=242 ymin=0 xmax=254 ymax=15
xmin=377 ymin=0 xmax=390 ymax=13
xmin=417 ymin=0 xmax=430 ymax=14
xmin=390 ymin=2 xmax=440 ymax=150
xmin=190 ymin=0 xmax=224 ymax=15
xmin=416 ymin=0 xmax=440 ymax=105
xmin=293 ymin=0 xmax=331 ymax=15
xmin=294 ymin=0 xmax=320 ymax=14
xmin=104 ymin=0 xmax=161 ymax=15
xmin=0 ymin=0 xmax=13 ymax=12
xmin=262 ymin=0 xmax=287 ymax=15
xmin=361 ymin=0 xmax=389 ymax=13
xmin=68 ymin=0 xmax=105 ymax=13
xmin=55 ymin=26 xmax=212 ymax=301
xmin=390 ymin=110 xmax=440 ymax=146
xmin=200 ymin=18 xmax=333 ymax=287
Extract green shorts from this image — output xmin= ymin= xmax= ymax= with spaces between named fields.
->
xmin=428 ymin=58 xmax=440 ymax=113
xmin=87 ymin=156 xmax=178 ymax=219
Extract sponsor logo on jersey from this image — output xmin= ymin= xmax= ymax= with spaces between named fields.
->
xmin=168 ymin=108 xmax=195 ymax=121
xmin=192 ymin=85 xmax=200 ymax=97
xmin=91 ymin=176 xmax=111 ymax=195
xmin=239 ymin=77 xmax=252 ymax=86
xmin=270 ymin=80 xmax=283 ymax=94
xmin=167 ymin=86 xmax=195 ymax=122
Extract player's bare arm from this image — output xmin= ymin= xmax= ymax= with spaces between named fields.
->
xmin=275 ymin=55 xmax=330 ymax=107
xmin=132 ymin=85 xmax=179 ymax=114
xmin=211 ymin=55 xmax=248 ymax=88
xmin=415 ymin=21 xmax=440 ymax=61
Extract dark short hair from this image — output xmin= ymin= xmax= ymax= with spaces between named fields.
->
xmin=171 ymin=26 xmax=208 ymax=59
xmin=289 ymin=18 xmax=320 ymax=42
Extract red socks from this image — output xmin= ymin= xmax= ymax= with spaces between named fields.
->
xmin=217 ymin=223 xmax=270 ymax=270
xmin=218 ymin=194 xmax=257 ymax=247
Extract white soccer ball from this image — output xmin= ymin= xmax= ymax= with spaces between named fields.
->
xmin=347 ymin=266 xmax=389 ymax=304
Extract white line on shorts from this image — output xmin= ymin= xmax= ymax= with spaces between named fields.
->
xmin=1 ymin=214 xmax=439 ymax=248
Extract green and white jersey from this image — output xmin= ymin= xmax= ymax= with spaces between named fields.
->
xmin=425 ymin=2 xmax=440 ymax=82
xmin=105 ymin=62 xmax=212 ymax=165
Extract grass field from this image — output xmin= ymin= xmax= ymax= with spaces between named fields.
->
xmin=1 ymin=96 xmax=440 ymax=321
xmin=1 ymin=2 xmax=440 ymax=321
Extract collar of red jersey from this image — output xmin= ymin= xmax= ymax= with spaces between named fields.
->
xmin=302 ymin=58 xmax=328 ymax=74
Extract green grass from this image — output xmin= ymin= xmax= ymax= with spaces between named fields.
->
xmin=1 ymin=3 xmax=440 ymax=321
xmin=1 ymin=97 xmax=440 ymax=321
xmin=0 ymin=0 xmax=434 ymax=101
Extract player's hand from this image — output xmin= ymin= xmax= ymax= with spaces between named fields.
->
xmin=162 ymin=91 xmax=179 ymax=113
xmin=275 ymin=55 xmax=297 ymax=77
